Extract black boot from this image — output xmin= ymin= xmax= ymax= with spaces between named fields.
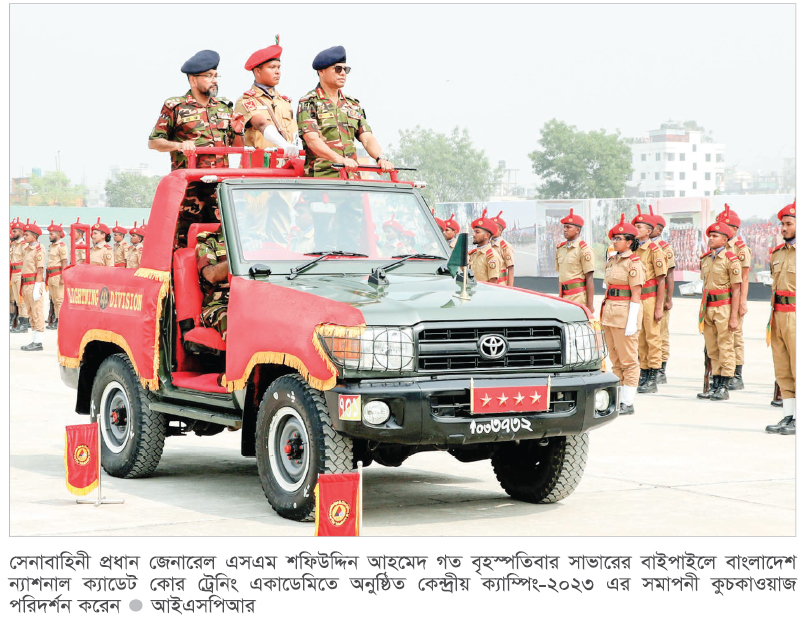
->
xmin=698 ymin=376 xmax=717 ymax=399
xmin=766 ymin=415 xmax=793 ymax=433
xmin=779 ymin=419 xmax=796 ymax=435
xmin=638 ymin=368 xmax=658 ymax=394
xmin=656 ymin=361 xmax=667 ymax=384
xmin=711 ymin=376 xmax=730 ymax=401
xmin=618 ymin=403 xmax=635 ymax=415
xmin=9 ymin=312 xmax=15 ymax=328
xmin=10 ymin=316 xmax=29 ymax=334
xmin=46 ymin=318 xmax=58 ymax=331
xmin=771 ymin=399 xmax=783 ymax=407
xmin=20 ymin=341 xmax=43 ymax=351
xmin=637 ymin=369 xmax=647 ymax=390
xmin=728 ymin=365 xmax=744 ymax=390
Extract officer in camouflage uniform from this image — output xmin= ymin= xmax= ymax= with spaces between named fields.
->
xmin=196 ymin=206 xmax=229 ymax=340
xmin=297 ymin=46 xmax=394 ymax=178
xmin=148 ymin=50 xmax=245 ymax=247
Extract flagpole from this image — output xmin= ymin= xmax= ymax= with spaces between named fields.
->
xmin=358 ymin=460 xmax=363 ymax=537
xmin=77 ymin=416 xmax=124 ymax=506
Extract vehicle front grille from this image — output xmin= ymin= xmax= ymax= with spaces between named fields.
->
xmin=416 ymin=321 xmax=563 ymax=372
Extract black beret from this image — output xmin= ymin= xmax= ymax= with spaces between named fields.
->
xmin=181 ymin=50 xmax=220 ymax=74
xmin=312 ymin=45 xmax=346 ymax=70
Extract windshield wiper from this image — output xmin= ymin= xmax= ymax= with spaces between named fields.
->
xmin=287 ymin=251 xmax=369 ymax=280
xmin=381 ymin=253 xmax=445 ymax=272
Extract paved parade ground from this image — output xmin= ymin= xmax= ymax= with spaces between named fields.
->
xmin=8 ymin=297 xmax=794 ymax=537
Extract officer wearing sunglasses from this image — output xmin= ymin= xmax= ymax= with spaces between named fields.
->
xmin=297 ymin=45 xmax=395 ymax=177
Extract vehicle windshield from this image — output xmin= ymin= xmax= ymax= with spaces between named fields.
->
xmin=226 ymin=185 xmax=449 ymax=271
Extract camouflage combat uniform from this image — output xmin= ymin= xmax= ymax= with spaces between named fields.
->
xmin=196 ymin=229 xmax=229 ymax=338
xmin=297 ymin=85 xmax=371 ymax=177
xmin=149 ymin=91 xmax=242 ymax=247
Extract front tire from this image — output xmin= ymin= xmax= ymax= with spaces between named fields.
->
xmin=255 ymin=374 xmax=353 ymax=522
xmin=90 ymin=353 xmax=166 ymax=478
xmin=491 ymin=433 xmax=589 ymax=503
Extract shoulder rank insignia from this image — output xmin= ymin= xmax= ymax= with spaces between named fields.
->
xmin=468 ymin=248 xmax=477 ymax=256
xmin=499 ymin=239 xmax=508 ymax=248
xmin=648 ymin=241 xmax=661 ymax=252
xmin=771 ymin=242 xmax=785 ymax=254
xmin=280 ymin=94 xmax=291 ymax=102
xmin=658 ymin=240 xmax=669 ymax=248
xmin=700 ymin=250 xmax=711 ymax=259
xmin=735 ymin=239 xmax=746 ymax=248
xmin=725 ymin=251 xmax=739 ymax=262
xmin=629 ymin=254 xmax=641 ymax=261
xmin=485 ymin=248 xmax=495 ymax=257
xmin=578 ymin=240 xmax=588 ymax=248
xmin=557 ymin=241 xmax=567 ymax=248
xmin=244 ymin=89 xmax=257 ymax=97
xmin=164 ymin=97 xmax=183 ymax=109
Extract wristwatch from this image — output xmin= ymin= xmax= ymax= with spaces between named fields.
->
xmin=375 ymin=155 xmax=387 ymax=162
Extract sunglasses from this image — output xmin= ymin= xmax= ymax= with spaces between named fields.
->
xmin=333 ymin=65 xmax=351 ymax=74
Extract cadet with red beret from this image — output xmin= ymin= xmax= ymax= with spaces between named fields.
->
xmin=491 ymin=211 xmax=516 ymax=287
xmin=648 ymin=205 xmax=675 ymax=384
xmin=632 ymin=205 xmax=668 ymax=394
xmin=111 ymin=222 xmax=130 ymax=268
xmin=443 ymin=214 xmax=460 ymax=250
xmin=468 ymin=211 xmax=503 ymax=283
xmin=555 ymin=208 xmax=594 ymax=313
xmin=19 ymin=220 xmax=46 ymax=351
xmin=9 ymin=218 xmax=29 ymax=333
xmin=46 ymin=221 xmax=68 ymax=330
xmin=696 ymin=221 xmax=743 ymax=401
xmin=235 ymin=36 xmax=299 ymax=158
xmin=127 ymin=221 xmax=146 ymax=269
xmin=89 ymin=219 xmax=114 ymax=267
xmin=601 ymin=214 xmax=646 ymax=415
xmin=766 ymin=199 xmax=796 ymax=435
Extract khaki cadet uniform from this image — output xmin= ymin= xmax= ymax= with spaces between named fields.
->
xmin=727 ymin=236 xmax=752 ymax=366
xmin=46 ymin=239 xmax=68 ymax=319
xmin=297 ymin=85 xmax=372 ymax=177
xmin=290 ymin=227 xmax=315 ymax=254
xmin=657 ymin=239 xmax=676 ymax=363
xmin=235 ymin=85 xmax=298 ymax=149
xmin=555 ymin=239 xmax=594 ymax=306
xmin=20 ymin=241 xmax=45 ymax=333
xmin=10 ymin=237 xmax=29 ymax=318
xmin=601 ymin=250 xmax=646 ymax=387
xmin=699 ymin=248 xmax=742 ymax=378
xmin=769 ymin=241 xmax=795 ymax=399
xmin=126 ymin=242 xmax=143 ymax=269
xmin=448 ymin=236 xmax=458 ymax=250
xmin=196 ymin=229 xmax=230 ymax=338
xmin=74 ymin=234 xmax=86 ymax=264
xmin=469 ymin=243 xmax=503 ymax=282
xmin=89 ymin=242 xmax=114 ymax=267
xmin=113 ymin=240 xmax=130 ymax=268
xmin=635 ymin=240 xmax=668 ymax=370
xmin=492 ymin=237 xmax=515 ymax=284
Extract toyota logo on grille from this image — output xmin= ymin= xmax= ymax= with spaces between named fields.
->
xmin=478 ymin=334 xmax=508 ymax=360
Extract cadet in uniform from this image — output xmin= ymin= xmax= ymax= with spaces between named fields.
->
xmin=19 ymin=221 xmax=46 ymax=351
xmin=601 ymin=214 xmax=646 ymax=415
xmin=111 ymin=222 xmax=130 ymax=268
xmin=468 ymin=213 xmax=503 ymax=283
xmin=148 ymin=49 xmax=245 ymax=247
xmin=297 ymin=46 xmax=394 ymax=177
xmin=380 ymin=215 xmax=404 ymax=256
xmin=555 ymin=208 xmax=595 ymax=314
xmin=632 ymin=206 xmax=668 ymax=393
xmin=443 ymin=215 xmax=459 ymax=250
xmin=127 ymin=221 xmax=145 ymax=269
xmin=491 ymin=211 xmax=516 ymax=287
xmin=10 ymin=218 xmax=29 ymax=333
xmin=648 ymin=205 xmax=675 ymax=384
xmin=290 ymin=201 xmax=316 ymax=254
xmin=88 ymin=220 xmax=114 ymax=267
xmin=235 ymin=38 xmax=299 ymax=158
xmin=73 ymin=222 xmax=86 ymax=264
xmin=714 ymin=205 xmax=751 ymax=390
xmin=696 ymin=221 xmax=743 ymax=401
xmin=196 ymin=205 xmax=230 ymax=340
xmin=45 ymin=222 xmax=68 ymax=330
xmin=766 ymin=200 xmax=796 ymax=435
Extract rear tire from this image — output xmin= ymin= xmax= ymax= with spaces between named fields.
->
xmin=255 ymin=374 xmax=352 ymax=522
xmin=90 ymin=353 xmax=166 ymax=478
xmin=491 ymin=433 xmax=589 ymax=503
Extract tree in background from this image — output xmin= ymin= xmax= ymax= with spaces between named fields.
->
xmin=529 ymin=119 xmax=633 ymax=199
xmin=29 ymin=171 xmax=87 ymax=207
xmin=388 ymin=126 xmax=500 ymax=204
xmin=105 ymin=172 xmax=162 ymax=209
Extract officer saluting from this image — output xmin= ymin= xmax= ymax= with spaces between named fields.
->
xmin=235 ymin=37 xmax=299 ymax=158
xmin=469 ymin=212 xmax=503 ymax=283
xmin=766 ymin=200 xmax=796 ymax=435
xmin=45 ymin=221 xmax=68 ymax=330
xmin=696 ymin=221 xmax=743 ymax=401
xmin=555 ymin=208 xmax=594 ymax=314
xmin=88 ymin=219 xmax=114 ymax=267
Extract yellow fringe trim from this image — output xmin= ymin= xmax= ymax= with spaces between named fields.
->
xmin=134 ymin=268 xmax=171 ymax=283
xmin=148 ymin=275 xmax=172 ymax=391
xmin=64 ymin=433 xmax=99 ymax=496
xmin=58 ymin=329 xmax=149 ymax=388
xmin=224 ymin=323 xmax=366 ymax=393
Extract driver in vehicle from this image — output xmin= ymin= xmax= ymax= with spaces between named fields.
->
xmin=196 ymin=206 xmax=230 ymax=340
xmin=289 ymin=200 xmax=316 ymax=254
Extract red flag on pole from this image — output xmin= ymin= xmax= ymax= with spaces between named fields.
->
xmin=314 ymin=471 xmax=361 ymax=536
xmin=64 ymin=424 xmax=99 ymax=496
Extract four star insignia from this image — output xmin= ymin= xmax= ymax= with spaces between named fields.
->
xmin=479 ymin=390 xmax=543 ymax=409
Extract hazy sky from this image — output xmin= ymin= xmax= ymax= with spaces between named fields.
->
xmin=9 ymin=3 xmax=795 ymax=189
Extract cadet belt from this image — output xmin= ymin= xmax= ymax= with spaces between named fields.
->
xmin=10 ymin=261 xmax=22 ymax=274
xmin=20 ymin=273 xmax=36 ymax=286
xmin=114 ymin=262 xmax=126 ymax=268
xmin=46 ymin=266 xmax=62 ymax=282
xmin=605 ymin=284 xmax=632 ymax=299
xmin=774 ymin=291 xmax=796 ymax=312
xmin=640 ymin=278 xmax=658 ymax=300
xmin=560 ymin=278 xmax=586 ymax=297
xmin=698 ymin=288 xmax=731 ymax=333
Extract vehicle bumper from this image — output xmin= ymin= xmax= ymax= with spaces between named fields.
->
xmin=324 ymin=371 xmax=620 ymax=446
xmin=60 ymin=364 xmax=79 ymax=390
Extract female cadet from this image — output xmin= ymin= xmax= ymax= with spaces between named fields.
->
xmin=601 ymin=214 xmax=647 ymax=415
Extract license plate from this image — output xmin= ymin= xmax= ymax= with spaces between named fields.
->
xmin=338 ymin=394 xmax=361 ymax=421
xmin=470 ymin=379 xmax=550 ymax=415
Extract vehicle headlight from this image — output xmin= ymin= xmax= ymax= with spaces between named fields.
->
xmin=564 ymin=320 xmax=607 ymax=367
xmin=316 ymin=325 xmax=415 ymax=372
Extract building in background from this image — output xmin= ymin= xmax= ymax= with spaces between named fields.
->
xmin=627 ymin=121 xmax=726 ymax=199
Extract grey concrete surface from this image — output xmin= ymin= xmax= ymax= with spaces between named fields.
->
xmin=9 ymin=298 xmax=794 ymax=536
